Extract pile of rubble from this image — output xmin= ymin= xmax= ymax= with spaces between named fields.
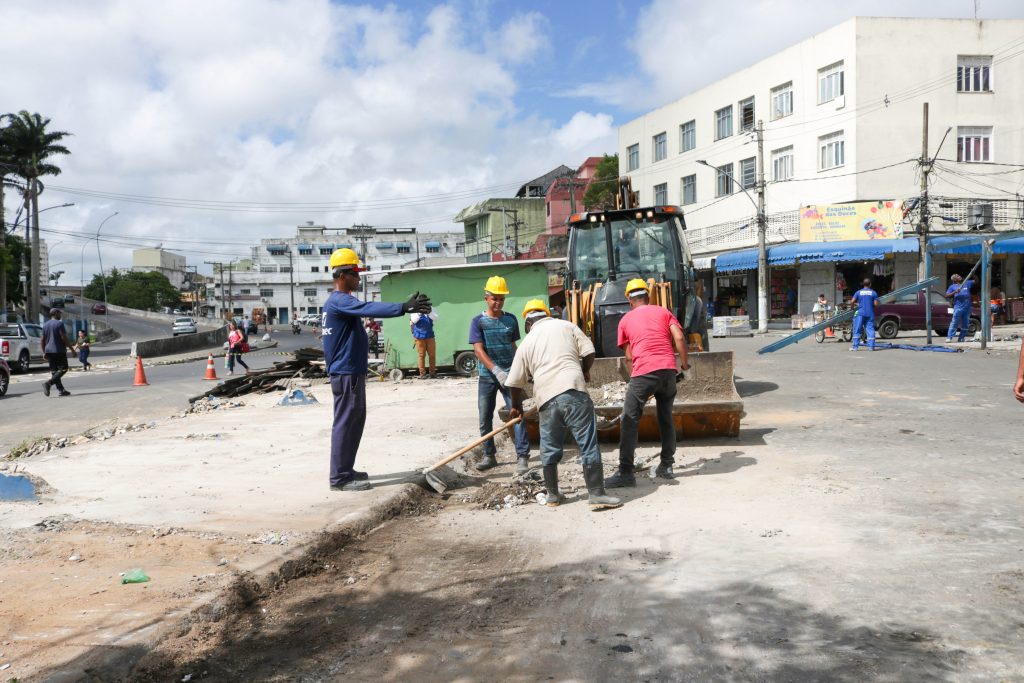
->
xmin=190 ymin=347 xmax=328 ymax=402
xmin=185 ymin=397 xmax=246 ymax=415
xmin=3 ymin=422 xmax=158 ymax=460
xmin=589 ymin=381 xmax=628 ymax=406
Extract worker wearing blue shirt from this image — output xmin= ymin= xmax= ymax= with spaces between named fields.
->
xmin=850 ymin=278 xmax=878 ymax=351
xmin=323 ymin=248 xmax=431 ymax=492
xmin=944 ymin=274 xmax=975 ymax=343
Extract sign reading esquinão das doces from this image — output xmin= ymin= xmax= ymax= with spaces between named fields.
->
xmin=799 ymin=201 xmax=904 ymax=242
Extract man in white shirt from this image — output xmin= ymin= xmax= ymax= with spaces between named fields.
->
xmin=506 ymin=299 xmax=621 ymax=510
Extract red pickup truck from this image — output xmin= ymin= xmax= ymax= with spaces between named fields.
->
xmin=874 ymin=289 xmax=981 ymax=339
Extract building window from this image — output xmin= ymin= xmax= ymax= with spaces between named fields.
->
xmin=627 ymin=143 xmax=640 ymax=170
xmin=679 ymin=120 xmax=695 ymax=153
xmin=771 ymin=146 xmax=794 ymax=181
xmin=381 ymin=265 xmax=392 ymax=271
xmin=652 ymin=132 xmax=667 ymax=162
xmin=957 ymin=126 xmax=992 ymax=162
xmin=739 ymin=157 xmax=756 ymax=190
xmin=957 ymin=55 xmax=992 ymax=92
xmin=653 ymin=182 xmax=668 ymax=205
xmin=426 ymin=245 xmax=440 ymax=253
xmin=714 ymin=106 xmax=733 ymax=141
xmin=303 ymin=288 xmax=317 ymax=297
xmin=259 ymin=288 xmax=274 ymax=297
xmin=738 ymin=97 xmax=755 ymax=132
xmin=298 ymin=247 xmax=313 ymax=256
xmin=681 ymin=174 xmax=696 ymax=205
xmin=819 ymin=131 xmax=845 ymax=170
xmin=279 ymin=266 xmax=292 ymax=273
xmin=818 ymin=61 xmax=844 ymax=104
xmin=397 ymin=245 xmax=411 ymax=254
xmin=240 ymin=288 xmax=251 ymax=295
xmin=318 ymin=246 xmax=333 ymax=255
xmin=715 ymin=163 xmax=734 ymax=197
xmin=456 ymin=243 xmax=465 ymax=253
xmin=311 ymin=266 xmax=319 ymax=272
xmin=771 ymin=82 xmax=793 ymax=119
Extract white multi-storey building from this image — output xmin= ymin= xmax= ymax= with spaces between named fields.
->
xmin=620 ymin=17 xmax=1024 ymax=320
xmin=208 ymin=222 xmax=465 ymax=323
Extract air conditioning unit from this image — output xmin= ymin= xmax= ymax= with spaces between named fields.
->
xmin=968 ymin=203 xmax=993 ymax=230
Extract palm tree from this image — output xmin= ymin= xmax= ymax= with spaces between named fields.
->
xmin=0 ymin=120 xmax=13 ymax=317
xmin=4 ymin=111 xmax=71 ymax=319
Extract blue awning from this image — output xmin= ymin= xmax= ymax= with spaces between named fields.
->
xmin=376 ymin=242 xmax=394 ymax=249
xmin=336 ymin=242 xmax=354 ymax=249
xmin=296 ymin=243 xmax=312 ymax=250
xmin=396 ymin=241 xmax=413 ymax=248
xmin=929 ymin=235 xmax=1024 ymax=254
xmin=767 ymin=237 xmax=919 ymax=265
xmin=318 ymin=244 xmax=335 ymax=251
xmin=266 ymin=244 xmax=287 ymax=253
xmin=424 ymin=241 xmax=442 ymax=248
xmin=715 ymin=248 xmax=758 ymax=273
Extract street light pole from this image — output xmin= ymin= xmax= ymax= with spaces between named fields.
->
xmin=95 ymin=212 xmax=119 ymax=322
xmin=697 ymin=157 xmax=767 ymax=331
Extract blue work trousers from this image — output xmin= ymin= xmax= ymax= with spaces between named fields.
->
xmin=478 ymin=377 xmax=530 ymax=457
xmin=946 ymin=307 xmax=971 ymax=342
xmin=851 ymin=315 xmax=876 ymax=349
xmin=538 ymin=390 xmax=602 ymax=467
xmin=330 ymin=374 xmax=366 ymax=486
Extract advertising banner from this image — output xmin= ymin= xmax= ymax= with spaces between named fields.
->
xmin=799 ymin=201 xmax=904 ymax=242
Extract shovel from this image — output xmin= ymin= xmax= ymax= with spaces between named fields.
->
xmin=420 ymin=411 xmax=535 ymax=494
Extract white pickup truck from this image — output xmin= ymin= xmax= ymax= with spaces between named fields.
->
xmin=0 ymin=322 xmax=45 ymax=373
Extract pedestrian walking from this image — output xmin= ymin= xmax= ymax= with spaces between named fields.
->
xmin=74 ymin=330 xmax=92 ymax=371
xmin=944 ymin=274 xmax=975 ymax=342
xmin=605 ymin=279 xmax=690 ymax=488
xmin=324 ymin=248 xmax=431 ymax=492
xmin=850 ymin=278 xmax=878 ymax=351
xmin=506 ymin=299 xmax=621 ymax=509
xmin=410 ymin=309 xmax=439 ymax=378
xmin=226 ymin=321 xmax=250 ymax=375
xmin=41 ymin=309 xmax=72 ymax=397
xmin=469 ymin=276 xmax=531 ymax=473
xmin=365 ymin=319 xmax=381 ymax=359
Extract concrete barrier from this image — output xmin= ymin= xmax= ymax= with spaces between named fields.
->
xmin=102 ymin=303 xmax=219 ymax=329
xmin=131 ymin=326 xmax=229 ymax=358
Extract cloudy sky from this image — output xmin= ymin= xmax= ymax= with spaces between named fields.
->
xmin=1 ymin=0 xmax=1020 ymax=279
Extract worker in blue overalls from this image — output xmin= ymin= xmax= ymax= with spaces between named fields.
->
xmin=944 ymin=273 xmax=975 ymax=343
xmin=850 ymin=278 xmax=878 ymax=351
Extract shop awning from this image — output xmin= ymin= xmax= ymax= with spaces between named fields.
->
xmin=336 ymin=242 xmax=354 ymax=249
xmin=693 ymin=257 xmax=714 ymax=271
xmin=714 ymin=248 xmax=759 ymax=273
xmin=296 ymin=243 xmax=312 ymax=250
xmin=376 ymin=242 xmax=394 ymax=249
xmin=266 ymin=244 xmax=287 ymax=253
xmin=424 ymin=241 xmax=442 ymax=249
xmin=929 ymin=235 xmax=1024 ymax=254
xmin=767 ymin=237 xmax=919 ymax=265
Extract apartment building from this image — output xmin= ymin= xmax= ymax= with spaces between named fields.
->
xmin=207 ymin=222 xmax=465 ymax=323
xmin=619 ymin=17 xmax=1024 ymax=320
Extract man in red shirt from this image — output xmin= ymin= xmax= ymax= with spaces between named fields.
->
xmin=605 ymin=279 xmax=690 ymax=488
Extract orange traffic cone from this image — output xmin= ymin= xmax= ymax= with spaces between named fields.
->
xmin=133 ymin=356 xmax=149 ymax=386
xmin=202 ymin=353 xmax=219 ymax=381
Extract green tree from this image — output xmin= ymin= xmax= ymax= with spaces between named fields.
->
xmin=83 ymin=268 xmax=123 ymax=302
xmin=582 ymin=154 xmax=619 ymax=210
xmin=1 ymin=233 xmax=27 ymax=308
xmin=4 ymin=111 xmax=71 ymax=317
xmin=108 ymin=271 xmax=180 ymax=311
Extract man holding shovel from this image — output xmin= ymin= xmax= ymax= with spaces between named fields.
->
xmin=605 ymin=279 xmax=690 ymax=488
xmin=506 ymin=300 xmax=621 ymax=510
xmin=944 ymin=273 xmax=976 ymax=343
xmin=323 ymin=248 xmax=431 ymax=492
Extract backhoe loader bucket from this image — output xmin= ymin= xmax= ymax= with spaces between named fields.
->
xmin=504 ymin=351 xmax=742 ymax=443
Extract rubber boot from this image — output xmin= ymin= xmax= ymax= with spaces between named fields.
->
xmin=604 ymin=467 xmax=636 ymax=488
xmin=516 ymin=455 xmax=530 ymax=475
xmin=475 ymin=454 xmax=499 ymax=471
xmin=584 ymin=464 xmax=622 ymax=509
xmin=654 ymin=463 xmax=674 ymax=479
xmin=542 ymin=464 xmax=564 ymax=507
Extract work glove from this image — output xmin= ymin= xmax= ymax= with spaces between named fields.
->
xmin=492 ymin=366 xmax=509 ymax=386
xmin=402 ymin=291 xmax=432 ymax=314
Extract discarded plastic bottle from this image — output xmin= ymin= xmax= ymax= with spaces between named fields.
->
xmin=121 ymin=568 xmax=150 ymax=584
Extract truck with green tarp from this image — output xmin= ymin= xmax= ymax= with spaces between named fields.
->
xmin=378 ymin=259 xmax=561 ymax=377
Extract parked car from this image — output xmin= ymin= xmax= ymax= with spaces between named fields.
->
xmin=0 ymin=322 xmax=45 ymax=373
xmin=172 ymin=317 xmax=198 ymax=336
xmin=63 ymin=294 xmax=75 ymax=303
xmin=91 ymin=303 xmax=107 ymax=314
xmin=874 ymin=289 xmax=982 ymax=339
xmin=0 ymin=357 xmax=10 ymax=397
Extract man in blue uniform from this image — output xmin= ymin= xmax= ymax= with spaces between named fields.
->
xmin=323 ymin=248 xmax=431 ymax=492
xmin=850 ymin=278 xmax=878 ymax=351
xmin=944 ymin=274 xmax=975 ymax=343
xmin=469 ymin=275 xmax=531 ymax=473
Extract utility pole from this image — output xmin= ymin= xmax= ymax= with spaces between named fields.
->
xmin=755 ymin=120 xmax=768 ymax=333
xmin=918 ymin=103 xmax=931 ymax=281
xmin=287 ymin=249 xmax=295 ymax=323
xmin=205 ymin=261 xmax=228 ymax=319
xmin=351 ymin=223 xmax=373 ymax=301
xmin=28 ymin=176 xmax=40 ymax=321
xmin=560 ymin=173 xmax=587 ymax=215
xmin=228 ymin=262 xmax=234 ymax=316
xmin=488 ymin=207 xmax=519 ymax=260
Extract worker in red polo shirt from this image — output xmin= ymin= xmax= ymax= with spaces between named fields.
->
xmin=605 ymin=279 xmax=690 ymax=488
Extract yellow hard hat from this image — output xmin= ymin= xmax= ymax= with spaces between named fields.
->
xmin=522 ymin=298 xmax=550 ymax=318
xmin=625 ymin=278 xmax=649 ymax=297
xmin=484 ymin=275 xmax=510 ymax=295
xmin=329 ymin=248 xmax=365 ymax=271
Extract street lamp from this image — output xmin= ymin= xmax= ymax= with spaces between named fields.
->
xmin=696 ymin=159 xmax=767 ymax=332
xmin=5 ymin=201 xmax=74 ymax=319
xmin=95 ymin=212 xmax=119 ymax=320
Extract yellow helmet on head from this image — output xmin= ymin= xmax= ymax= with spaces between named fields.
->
xmin=625 ymin=278 xmax=649 ymax=298
xmin=329 ymin=248 xmax=365 ymax=272
xmin=484 ymin=275 xmax=510 ymax=295
xmin=522 ymin=298 xmax=550 ymax=318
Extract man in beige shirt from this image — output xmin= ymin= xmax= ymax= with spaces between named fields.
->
xmin=507 ymin=299 xmax=621 ymax=510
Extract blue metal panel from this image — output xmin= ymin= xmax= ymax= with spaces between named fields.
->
xmin=929 ymin=233 xmax=1024 ymax=254
xmin=714 ymin=248 xmax=758 ymax=273
xmin=767 ymin=238 xmax=918 ymax=265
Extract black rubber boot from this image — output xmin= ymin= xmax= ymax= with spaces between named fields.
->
xmin=475 ymin=454 xmax=499 ymax=471
xmin=584 ymin=464 xmax=622 ymax=509
xmin=654 ymin=463 xmax=674 ymax=479
xmin=604 ymin=467 xmax=636 ymax=488
xmin=542 ymin=464 xmax=564 ymax=507
xmin=516 ymin=456 xmax=530 ymax=475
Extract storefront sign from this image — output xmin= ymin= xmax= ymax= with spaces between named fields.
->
xmin=799 ymin=201 xmax=904 ymax=242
